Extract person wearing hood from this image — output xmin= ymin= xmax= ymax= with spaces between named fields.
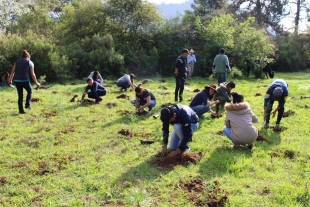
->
xmin=214 ymin=81 xmax=235 ymax=115
xmin=223 ymin=92 xmax=258 ymax=149
xmin=189 ymin=83 xmax=219 ymax=117
xmin=264 ymin=79 xmax=288 ymax=130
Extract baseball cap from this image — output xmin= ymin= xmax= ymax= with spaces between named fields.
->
xmin=272 ymin=87 xmax=283 ymax=101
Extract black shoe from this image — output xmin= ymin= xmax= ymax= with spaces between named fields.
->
xmin=247 ymin=144 xmax=253 ymax=149
xmin=19 ymin=111 xmax=26 ymax=114
xmin=98 ymin=97 xmax=103 ymax=102
xmin=25 ymin=106 xmax=31 ymax=110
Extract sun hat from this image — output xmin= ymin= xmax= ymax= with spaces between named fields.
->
xmin=272 ymin=87 xmax=283 ymax=101
xmin=205 ymin=83 xmax=217 ymax=92
xmin=190 ymin=49 xmax=194 ymax=53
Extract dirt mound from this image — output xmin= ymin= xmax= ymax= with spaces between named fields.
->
xmin=269 ymin=126 xmax=287 ymax=132
xmin=283 ymin=110 xmax=295 ymax=117
xmin=102 ymin=200 xmax=124 ymax=206
xmin=284 ymin=150 xmax=295 ymax=159
xmin=177 ymin=179 xmax=228 ymax=207
xmin=255 ymin=93 xmax=262 ymax=96
xmin=35 ymin=86 xmax=50 ymax=90
xmin=79 ymin=99 xmax=95 ymax=104
xmin=193 ymin=89 xmax=200 ymax=93
xmin=216 ymin=131 xmax=224 ymax=135
xmin=116 ymin=94 xmax=129 ymax=99
xmin=159 ymin=79 xmax=166 ymax=83
xmin=0 ymin=176 xmax=8 ymax=185
xmin=117 ymin=110 xmax=131 ymax=115
xmin=70 ymin=82 xmax=78 ymax=85
xmin=106 ymin=102 xmax=117 ymax=107
xmin=271 ymin=152 xmax=280 ymax=157
xmin=118 ymin=129 xmax=132 ymax=137
xmin=161 ymin=103 xmax=174 ymax=108
xmin=52 ymin=91 xmax=58 ymax=94
xmin=12 ymin=163 xmax=26 ymax=168
xmin=158 ymin=86 xmax=168 ymax=90
xmin=152 ymin=152 xmax=202 ymax=169
xmin=301 ymin=96 xmax=310 ymax=99
xmin=31 ymin=98 xmax=41 ymax=102
xmin=256 ymin=135 xmax=271 ymax=144
xmin=211 ymin=113 xmax=222 ymax=119
xmin=141 ymin=79 xmax=148 ymax=84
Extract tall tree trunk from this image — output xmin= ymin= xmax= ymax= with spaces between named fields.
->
xmin=294 ymin=0 xmax=301 ymax=34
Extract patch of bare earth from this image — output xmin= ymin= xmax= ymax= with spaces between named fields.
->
xmin=152 ymin=152 xmax=203 ymax=169
xmin=177 ymin=179 xmax=228 ymax=207
xmin=193 ymin=89 xmax=200 ymax=93
xmin=31 ymin=98 xmax=42 ymax=102
xmin=159 ymin=79 xmax=166 ymax=83
xmin=269 ymin=126 xmax=287 ymax=132
xmin=141 ymin=79 xmax=149 ymax=84
xmin=216 ymin=131 xmax=224 ymax=136
xmin=256 ymin=134 xmax=271 ymax=144
xmin=0 ymin=176 xmax=8 ymax=185
xmin=211 ymin=114 xmax=222 ymax=119
xmin=118 ymin=129 xmax=132 ymax=137
xmin=102 ymin=200 xmax=125 ymax=206
xmin=283 ymin=110 xmax=295 ymax=117
xmin=116 ymin=94 xmax=129 ymax=99
xmin=70 ymin=82 xmax=78 ymax=85
xmin=158 ymin=86 xmax=168 ymax=90
xmin=117 ymin=110 xmax=132 ymax=115
xmin=106 ymin=102 xmax=117 ymax=107
xmin=255 ymin=93 xmax=262 ymax=96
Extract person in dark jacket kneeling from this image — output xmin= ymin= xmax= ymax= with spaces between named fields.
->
xmin=160 ymin=104 xmax=199 ymax=157
xmin=83 ymin=78 xmax=107 ymax=104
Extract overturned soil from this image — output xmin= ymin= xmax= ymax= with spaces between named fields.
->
xmin=271 ymin=152 xmax=280 ymax=157
xmin=216 ymin=131 xmax=224 ymax=136
xmin=255 ymin=93 xmax=262 ymax=96
xmin=80 ymin=99 xmax=95 ymax=104
xmin=0 ymin=176 xmax=8 ymax=185
xmin=118 ymin=129 xmax=132 ymax=137
xmin=193 ymin=89 xmax=200 ymax=93
xmin=301 ymin=96 xmax=310 ymax=99
xmin=106 ymin=102 xmax=117 ymax=107
xmin=269 ymin=126 xmax=287 ymax=132
xmin=102 ymin=200 xmax=125 ymax=206
xmin=31 ymin=98 xmax=41 ymax=102
xmin=283 ymin=110 xmax=295 ymax=117
xmin=158 ymin=79 xmax=166 ymax=83
xmin=158 ymin=86 xmax=168 ymax=90
xmin=211 ymin=113 xmax=222 ymax=119
xmin=177 ymin=179 xmax=228 ymax=207
xmin=35 ymin=86 xmax=50 ymax=90
xmin=116 ymin=94 xmax=129 ymax=99
xmin=70 ymin=82 xmax=78 ymax=85
xmin=152 ymin=152 xmax=203 ymax=169
xmin=116 ymin=110 xmax=132 ymax=115
xmin=256 ymin=135 xmax=271 ymax=144
xmin=141 ymin=79 xmax=149 ymax=84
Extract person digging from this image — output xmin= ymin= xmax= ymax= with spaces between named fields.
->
xmin=82 ymin=78 xmax=107 ymax=104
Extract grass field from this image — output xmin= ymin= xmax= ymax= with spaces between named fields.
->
xmin=0 ymin=73 xmax=310 ymax=206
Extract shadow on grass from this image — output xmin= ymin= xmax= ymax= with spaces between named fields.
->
xmin=199 ymin=146 xmax=253 ymax=180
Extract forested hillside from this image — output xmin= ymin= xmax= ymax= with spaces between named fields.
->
xmin=0 ymin=0 xmax=309 ymax=81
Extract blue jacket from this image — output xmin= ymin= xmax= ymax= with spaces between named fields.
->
xmin=162 ymin=104 xmax=199 ymax=151
xmin=84 ymin=81 xmax=106 ymax=93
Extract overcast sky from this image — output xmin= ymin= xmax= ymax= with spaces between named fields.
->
xmin=147 ymin=0 xmax=189 ymax=4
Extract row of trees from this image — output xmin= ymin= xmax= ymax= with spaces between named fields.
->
xmin=0 ymin=0 xmax=309 ymax=81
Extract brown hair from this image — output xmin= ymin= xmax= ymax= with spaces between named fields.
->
xmin=92 ymin=71 xmax=100 ymax=81
xmin=130 ymin=74 xmax=135 ymax=85
xmin=21 ymin=50 xmax=31 ymax=58
xmin=135 ymin=83 xmax=144 ymax=93
xmin=231 ymin=92 xmax=244 ymax=104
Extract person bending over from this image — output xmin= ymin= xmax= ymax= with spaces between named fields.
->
xmin=189 ymin=83 xmax=219 ymax=117
xmin=160 ymin=104 xmax=199 ymax=157
xmin=83 ymin=78 xmax=107 ymax=104
xmin=131 ymin=83 xmax=156 ymax=115
xmin=116 ymin=74 xmax=135 ymax=92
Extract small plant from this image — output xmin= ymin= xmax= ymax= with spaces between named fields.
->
xmin=38 ymin=75 xmax=47 ymax=84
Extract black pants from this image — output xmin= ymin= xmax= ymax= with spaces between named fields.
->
xmin=175 ymin=77 xmax=185 ymax=101
xmin=15 ymin=81 xmax=32 ymax=113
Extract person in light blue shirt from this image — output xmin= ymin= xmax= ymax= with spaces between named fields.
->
xmin=8 ymin=50 xmax=41 ymax=114
xmin=187 ymin=49 xmax=196 ymax=79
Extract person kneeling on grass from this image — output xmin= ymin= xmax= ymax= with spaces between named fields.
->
xmin=214 ymin=81 xmax=235 ymax=115
xmin=130 ymin=83 xmax=156 ymax=115
xmin=223 ymin=92 xmax=258 ymax=149
xmin=189 ymin=83 xmax=219 ymax=117
xmin=83 ymin=78 xmax=107 ymax=104
xmin=160 ymin=104 xmax=199 ymax=157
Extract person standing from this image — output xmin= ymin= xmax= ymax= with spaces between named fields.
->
xmin=160 ymin=104 xmax=199 ymax=157
xmin=212 ymin=48 xmax=231 ymax=86
xmin=187 ymin=49 xmax=196 ymax=79
xmin=116 ymin=74 xmax=135 ymax=92
xmin=189 ymin=84 xmax=219 ymax=117
xmin=8 ymin=50 xmax=41 ymax=114
xmin=174 ymin=49 xmax=189 ymax=102
xmin=83 ymin=78 xmax=107 ymax=104
xmin=264 ymin=79 xmax=288 ymax=131
xmin=223 ymin=92 xmax=258 ymax=149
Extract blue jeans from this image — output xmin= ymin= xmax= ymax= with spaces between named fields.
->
xmin=216 ymin=73 xmax=227 ymax=86
xmin=138 ymin=99 xmax=156 ymax=111
xmin=168 ymin=123 xmax=199 ymax=150
xmin=190 ymin=102 xmax=211 ymax=117
xmin=223 ymin=126 xmax=235 ymax=144
xmin=175 ymin=77 xmax=185 ymax=101
xmin=88 ymin=89 xmax=106 ymax=102
xmin=15 ymin=81 xmax=32 ymax=113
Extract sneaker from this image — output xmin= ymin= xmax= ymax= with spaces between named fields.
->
xmin=182 ymin=146 xmax=190 ymax=154
xmin=275 ymin=124 xmax=281 ymax=131
xmin=264 ymin=122 xmax=269 ymax=129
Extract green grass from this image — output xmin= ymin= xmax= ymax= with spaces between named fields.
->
xmin=0 ymin=73 xmax=310 ymax=206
